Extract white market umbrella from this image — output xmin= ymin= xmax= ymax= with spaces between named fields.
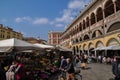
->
xmin=0 ymin=38 xmax=42 ymax=52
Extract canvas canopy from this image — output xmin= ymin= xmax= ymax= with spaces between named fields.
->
xmin=34 ymin=43 xmax=54 ymax=49
xmin=94 ymin=45 xmax=120 ymax=51
xmin=56 ymin=45 xmax=72 ymax=52
xmin=0 ymin=38 xmax=42 ymax=52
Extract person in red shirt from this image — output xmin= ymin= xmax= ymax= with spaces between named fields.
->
xmin=15 ymin=60 xmax=26 ymax=80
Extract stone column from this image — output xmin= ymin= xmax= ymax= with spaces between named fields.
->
xmin=88 ymin=49 xmax=90 ymax=57
xmin=113 ymin=1 xmax=117 ymax=14
xmin=95 ymin=14 xmax=97 ymax=23
xmin=94 ymin=50 xmax=97 ymax=57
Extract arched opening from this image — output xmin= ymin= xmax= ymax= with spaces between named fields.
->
xmin=92 ymin=31 xmax=96 ymax=38
xmin=79 ymin=37 xmax=82 ymax=41
xmin=116 ymin=0 xmax=120 ymax=11
xmin=83 ymin=44 xmax=88 ymax=54
xmin=104 ymin=0 xmax=114 ymax=17
xmin=79 ymin=23 xmax=82 ymax=31
xmin=73 ymin=28 xmax=75 ymax=35
xmin=107 ymin=38 xmax=119 ymax=46
xmin=95 ymin=41 xmax=105 ymax=57
xmin=90 ymin=13 xmax=96 ymax=25
xmin=79 ymin=45 xmax=82 ymax=55
xmin=88 ymin=42 xmax=94 ymax=56
xmin=86 ymin=17 xmax=89 ymax=27
xmin=107 ymin=22 xmax=120 ymax=32
xmin=76 ymin=46 xmax=79 ymax=53
xmin=106 ymin=38 xmax=120 ymax=57
xmin=96 ymin=7 xmax=103 ymax=22
xmin=96 ymin=30 xmax=102 ymax=37
xmin=77 ymin=25 xmax=79 ymax=33
xmin=83 ymin=34 xmax=90 ymax=40
xmin=96 ymin=41 xmax=104 ymax=48
xmin=73 ymin=39 xmax=75 ymax=44
xmin=76 ymin=38 xmax=79 ymax=43
xmin=92 ymin=30 xmax=102 ymax=38
xmin=83 ymin=20 xmax=86 ymax=30
xmin=73 ymin=47 xmax=76 ymax=55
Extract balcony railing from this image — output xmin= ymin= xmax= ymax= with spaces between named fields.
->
xmin=104 ymin=11 xmax=120 ymax=24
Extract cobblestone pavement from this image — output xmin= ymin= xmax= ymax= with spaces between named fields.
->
xmin=79 ymin=63 xmax=115 ymax=80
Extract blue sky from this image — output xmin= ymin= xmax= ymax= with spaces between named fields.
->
xmin=0 ymin=0 xmax=92 ymax=40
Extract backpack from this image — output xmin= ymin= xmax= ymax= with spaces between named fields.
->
xmin=117 ymin=63 xmax=120 ymax=76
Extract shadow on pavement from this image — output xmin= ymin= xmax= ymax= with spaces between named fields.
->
xmin=81 ymin=67 xmax=91 ymax=70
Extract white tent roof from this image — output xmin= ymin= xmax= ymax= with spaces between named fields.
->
xmin=0 ymin=38 xmax=42 ymax=52
xmin=0 ymin=38 xmax=35 ymax=47
xmin=56 ymin=45 xmax=72 ymax=52
xmin=94 ymin=45 xmax=120 ymax=51
xmin=34 ymin=43 xmax=54 ymax=49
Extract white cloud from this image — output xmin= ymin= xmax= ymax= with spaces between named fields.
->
xmin=33 ymin=18 xmax=49 ymax=25
xmin=69 ymin=0 xmax=92 ymax=9
xmin=55 ymin=0 xmax=91 ymax=26
xmin=68 ymin=0 xmax=83 ymax=9
xmin=55 ymin=24 xmax=64 ymax=27
xmin=55 ymin=9 xmax=73 ymax=24
xmin=15 ymin=17 xmax=50 ymax=25
xmin=15 ymin=16 xmax=31 ymax=22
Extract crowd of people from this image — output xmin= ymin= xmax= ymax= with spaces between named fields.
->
xmin=59 ymin=53 xmax=120 ymax=80
xmin=0 ymin=52 xmax=120 ymax=80
xmin=59 ymin=53 xmax=88 ymax=80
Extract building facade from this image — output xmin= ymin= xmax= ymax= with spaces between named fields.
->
xmin=60 ymin=0 xmax=120 ymax=56
xmin=0 ymin=24 xmax=23 ymax=40
xmin=48 ymin=31 xmax=62 ymax=45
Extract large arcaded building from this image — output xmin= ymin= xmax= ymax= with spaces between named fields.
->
xmin=60 ymin=0 xmax=120 ymax=56
xmin=0 ymin=24 xmax=23 ymax=40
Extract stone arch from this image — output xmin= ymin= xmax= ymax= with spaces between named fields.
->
xmin=79 ymin=37 xmax=82 ymax=42
xmin=83 ymin=20 xmax=86 ymax=30
xmin=116 ymin=0 xmax=120 ymax=11
xmin=74 ymin=26 xmax=77 ymax=34
xmin=79 ymin=23 xmax=82 ymax=31
xmin=92 ymin=30 xmax=103 ymax=38
xmin=83 ymin=44 xmax=87 ymax=50
xmin=86 ymin=17 xmax=89 ymax=27
xmin=104 ymin=0 xmax=114 ymax=17
xmin=88 ymin=42 xmax=94 ymax=49
xmin=90 ymin=12 xmax=96 ymax=25
xmin=73 ymin=28 xmax=75 ymax=35
xmin=95 ymin=41 xmax=104 ymax=48
xmin=106 ymin=38 xmax=120 ymax=46
xmin=77 ymin=24 xmax=79 ymax=33
xmin=107 ymin=22 xmax=120 ymax=33
xmin=76 ymin=46 xmax=79 ymax=53
xmin=79 ymin=45 xmax=82 ymax=54
xmin=96 ymin=7 xmax=103 ymax=22
xmin=75 ymin=38 xmax=79 ymax=43
xmin=96 ymin=30 xmax=103 ymax=37
xmin=83 ymin=34 xmax=90 ymax=40
xmin=79 ymin=45 xmax=82 ymax=50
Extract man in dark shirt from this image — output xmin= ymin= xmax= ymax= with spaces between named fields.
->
xmin=59 ymin=56 xmax=67 ymax=79
xmin=65 ymin=58 xmax=75 ymax=80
